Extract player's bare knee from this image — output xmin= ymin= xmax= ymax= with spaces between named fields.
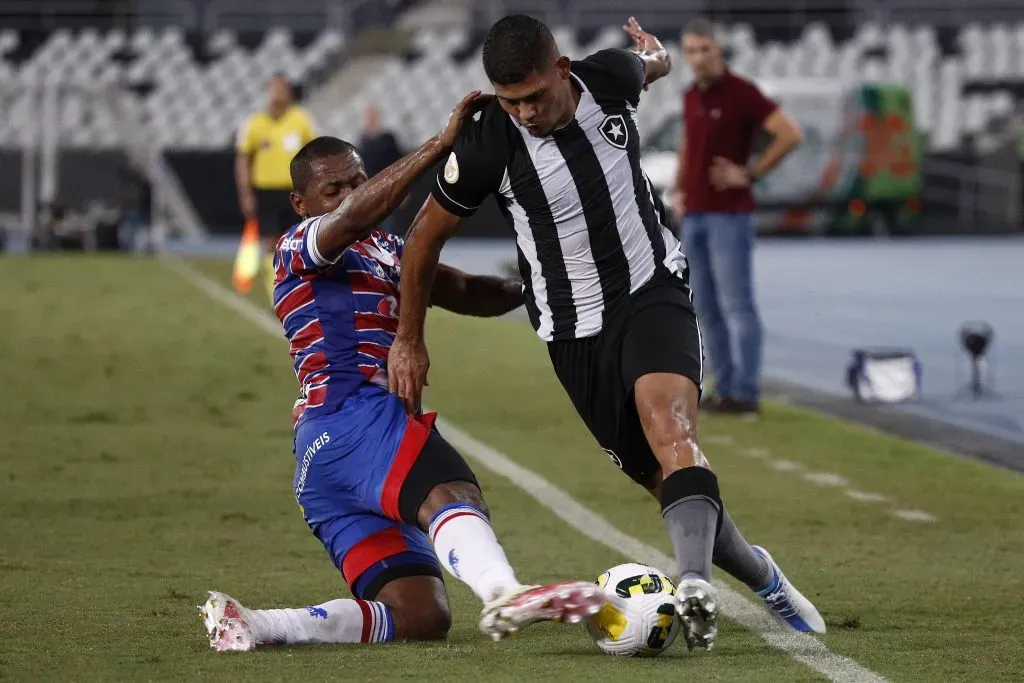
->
xmin=377 ymin=576 xmax=452 ymax=641
xmin=392 ymin=602 xmax=452 ymax=641
xmin=640 ymin=395 xmax=697 ymax=447
xmin=419 ymin=604 xmax=453 ymax=640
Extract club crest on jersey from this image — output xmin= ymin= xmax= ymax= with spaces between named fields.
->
xmin=444 ymin=152 xmax=459 ymax=184
xmin=602 ymin=447 xmax=623 ymax=469
xmin=377 ymin=295 xmax=399 ymax=318
xmin=599 ymin=114 xmax=628 ymax=149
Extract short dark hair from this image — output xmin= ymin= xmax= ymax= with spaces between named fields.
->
xmin=482 ymin=14 xmax=558 ymax=85
xmin=290 ymin=136 xmax=360 ymax=193
xmin=683 ymin=18 xmax=715 ymax=39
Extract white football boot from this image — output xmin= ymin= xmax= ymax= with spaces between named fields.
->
xmin=199 ymin=591 xmax=259 ymax=652
xmin=674 ymin=577 xmax=719 ymax=651
xmin=479 ymin=581 xmax=607 ymax=641
xmin=752 ymin=546 xmax=827 ymax=633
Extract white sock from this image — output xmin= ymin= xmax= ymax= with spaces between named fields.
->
xmin=428 ymin=504 xmax=521 ymax=604
xmin=245 ymin=599 xmax=393 ymax=645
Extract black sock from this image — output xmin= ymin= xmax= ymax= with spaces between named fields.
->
xmin=713 ymin=510 xmax=772 ymax=591
xmin=661 ymin=467 xmax=722 ymax=582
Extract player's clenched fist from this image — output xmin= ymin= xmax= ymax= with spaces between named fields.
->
xmin=387 ymin=334 xmax=430 ymax=414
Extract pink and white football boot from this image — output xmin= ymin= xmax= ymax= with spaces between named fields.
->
xmin=199 ymin=591 xmax=259 ymax=652
xmin=479 ymin=581 xmax=607 ymax=641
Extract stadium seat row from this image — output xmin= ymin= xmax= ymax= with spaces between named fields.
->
xmin=0 ymin=26 xmax=343 ymax=150
xmin=0 ymin=22 xmax=1021 ymax=153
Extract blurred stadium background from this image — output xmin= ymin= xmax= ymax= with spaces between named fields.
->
xmin=4 ymin=0 xmax=1024 ymax=243
xmin=3 ymin=2 xmax=1024 ymax=680
xmin=2 ymin=0 xmax=1022 ymax=444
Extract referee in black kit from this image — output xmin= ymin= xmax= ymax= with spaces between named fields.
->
xmin=389 ymin=14 xmax=826 ymax=651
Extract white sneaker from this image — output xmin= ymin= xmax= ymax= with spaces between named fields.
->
xmin=199 ymin=591 xmax=257 ymax=652
xmin=479 ymin=581 xmax=606 ymax=642
xmin=674 ymin=577 xmax=719 ymax=651
xmin=752 ymin=546 xmax=827 ymax=634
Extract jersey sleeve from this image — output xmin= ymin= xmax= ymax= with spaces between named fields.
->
xmin=277 ymin=215 xmax=339 ymax=277
xmin=430 ymin=114 xmax=505 ymax=217
xmin=741 ymin=80 xmax=779 ymax=127
xmin=235 ymin=115 xmax=256 ymax=154
xmin=579 ymin=49 xmax=646 ymax=107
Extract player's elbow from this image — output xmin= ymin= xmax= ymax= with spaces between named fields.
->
xmin=478 ymin=299 xmax=523 ymax=318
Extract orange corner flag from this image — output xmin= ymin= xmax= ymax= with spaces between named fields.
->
xmin=232 ymin=218 xmax=262 ymax=295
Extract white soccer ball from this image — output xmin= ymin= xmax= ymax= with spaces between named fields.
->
xmin=585 ymin=562 xmax=680 ymax=657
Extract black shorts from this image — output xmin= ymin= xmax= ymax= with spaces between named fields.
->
xmin=547 ymin=272 xmax=704 ymax=487
xmin=255 ymin=188 xmax=297 ymax=238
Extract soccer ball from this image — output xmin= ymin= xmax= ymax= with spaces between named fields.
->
xmin=585 ymin=563 xmax=680 ymax=657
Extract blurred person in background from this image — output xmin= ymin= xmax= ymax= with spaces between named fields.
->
xmin=358 ymin=103 xmax=404 ymax=233
xmin=32 ymin=204 xmax=64 ymax=251
xmin=235 ymin=73 xmax=317 ymax=300
xmin=358 ymin=103 xmax=403 ymax=176
xmin=116 ymin=163 xmax=152 ymax=253
xmin=671 ymin=18 xmax=802 ymax=415
xmin=37 ymin=203 xmax=87 ymax=252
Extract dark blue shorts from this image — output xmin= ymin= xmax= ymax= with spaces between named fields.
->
xmin=293 ymin=384 xmax=443 ymax=599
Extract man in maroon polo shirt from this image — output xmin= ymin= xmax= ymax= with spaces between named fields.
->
xmin=670 ymin=18 xmax=803 ymax=414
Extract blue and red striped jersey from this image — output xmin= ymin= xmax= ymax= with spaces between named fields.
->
xmin=272 ymin=215 xmax=404 ymax=427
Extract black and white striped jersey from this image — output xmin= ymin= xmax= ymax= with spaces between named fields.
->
xmin=430 ymin=48 xmax=687 ymax=342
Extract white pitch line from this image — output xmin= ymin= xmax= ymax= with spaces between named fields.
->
xmin=802 ymin=472 xmax=850 ymax=488
xmin=845 ymin=490 xmax=890 ymax=504
xmin=769 ymin=459 xmax=804 ymax=472
xmin=891 ymin=509 xmax=937 ymax=523
xmin=161 ymin=258 xmax=284 ymax=338
xmin=165 ymin=258 xmax=886 ymax=683
xmin=715 ymin=438 xmax=935 ymax=523
xmin=436 ymin=419 xmax=885 ymax=683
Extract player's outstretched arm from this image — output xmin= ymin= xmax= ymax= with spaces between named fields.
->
xmin=431 ymin=264 xmax=524 ymax=317
xmin=623 ymin=16 xmax=671 ymax=89
xmin=389 ymin=196 xmax=461 ymax=413
xmin=313 ymin=91 xmax=492 ymax=263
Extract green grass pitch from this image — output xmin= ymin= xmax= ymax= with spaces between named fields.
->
xmin=1 ymin=255 xmax=1022 ymax=681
